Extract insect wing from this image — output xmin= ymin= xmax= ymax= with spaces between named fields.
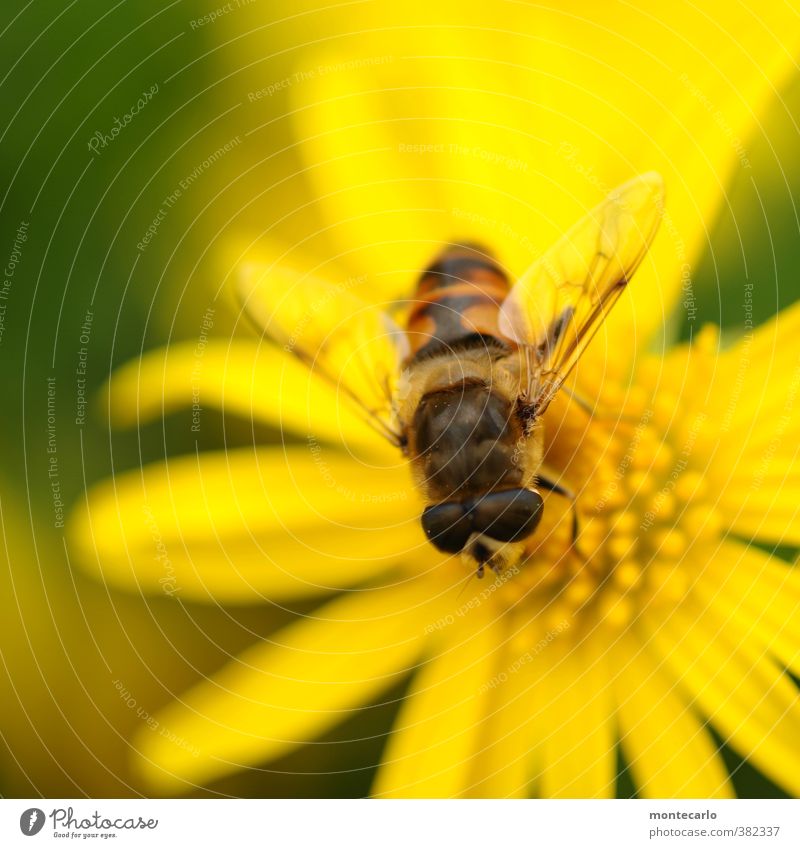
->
xmin=237 ymin=263 xmax=409 ymax=446
xmin=498 ymin=172 xmax=664 ymax=412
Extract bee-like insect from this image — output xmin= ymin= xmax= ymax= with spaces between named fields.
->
xmin=239 ymin=173 xmax=664 ymax=577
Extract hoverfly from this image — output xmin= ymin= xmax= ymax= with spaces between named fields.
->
xmin=239 ymin=173 xmax=664 ymax=577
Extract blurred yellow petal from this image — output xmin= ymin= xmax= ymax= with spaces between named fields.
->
xmin=614 ymin=631 xmax=733 ymax=799
xmin=104 ymin=340 xmax=388 ymax=454
xmin=287 ymin=2 xmax=800 ymax=356
xmin=134 ymin=579 xmax=441 ymax=792
xmin=642 ymin=594 xmax=800 ymax=797
xmin=691 ymin=541 xmax=800 ymax=680
xmin=372 ymin=608 xmax=499 ymax=798
xmin=68 ymin=447 xmax=422 ymax=602
xmin=464 ymin=632 xmax=540 ymax=799
xmin=534 ymin=634 xmax=616 ymax=798
xmin=79 ymin=528 xmax=427 ymax=605
xmin=709 ymin=301 xmax=800 ymax=544
xmin=717 ymin=496 xmax=800 ymax=547
xmin=289 ymin=53 xmax=455 ymax=297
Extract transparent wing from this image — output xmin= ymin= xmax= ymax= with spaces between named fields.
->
xmin=237 ymin=263 xmax=409 ymax=447
xmin=498 ymin=172 xmax=664 ymax=413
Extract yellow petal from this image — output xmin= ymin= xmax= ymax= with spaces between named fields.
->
xmin=614 ymin=631 xmax=733 ymax=798
xmin=134 ymin=579 xmax=440 ymax=792
xmin=103 ymin=340 xmax=388 ymax=454
xmin=372 ymin=606 xmax=500 ymax=798
xmin=77 ymin=527 xmax=426 ymax=604
xmin=68 ymin=447 xmax=422 ymax=602
xmin=532 ymin=631 xmax=616 ymax=798
xmin=470 ymin=641 xmax=536 ymax=798
xmin=464 ymin=620 xmax=558 ymax=798
xmin=709 ymin=301 xmax=800 ymax=544
xmin=691 ymin=541 xmax=800 ymax=681
xmin=289 ymin=48 xmax=455 ymax=298
xmin=716 ymin=501 xmax=800 ymax=548
xmin=287 ymin=4 xmax=800 ymax=354
xmin=641 ymin=593 xmax=800 ymax=797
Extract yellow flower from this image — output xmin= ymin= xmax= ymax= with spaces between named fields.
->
xmin=68 ymin=5 xmax=800 ymax=797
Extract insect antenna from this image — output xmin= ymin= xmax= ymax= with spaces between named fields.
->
xmin=455 ymin=568 xmax=480 ymax=601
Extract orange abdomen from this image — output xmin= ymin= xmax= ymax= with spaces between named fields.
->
xmin=405 ymin=244 xmax=512 ymax=362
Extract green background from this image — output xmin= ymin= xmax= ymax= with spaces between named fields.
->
xmin=0 ymin=0 xmax=798 ymax=798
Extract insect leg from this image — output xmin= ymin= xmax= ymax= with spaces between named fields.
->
xmin=536 ymin=472 xmax=581 ymax=550
xmin=561 ymin=384 xmax=639 ymax=424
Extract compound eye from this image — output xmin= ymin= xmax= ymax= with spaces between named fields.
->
xmin=421 ymin=502 xmax=472 ymax=553
xmin=471 ymin=488 xmax=544 ymax=543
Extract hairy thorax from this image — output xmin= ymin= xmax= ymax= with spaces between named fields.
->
xmin=396 ymin=347 xmax=543 ymax=503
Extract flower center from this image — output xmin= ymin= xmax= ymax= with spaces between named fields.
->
xmin=495 ymin=358 xmax=721 ymax=638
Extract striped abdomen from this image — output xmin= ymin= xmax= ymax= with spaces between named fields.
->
xmin=406 ymin=244 xmax=512 ymax=362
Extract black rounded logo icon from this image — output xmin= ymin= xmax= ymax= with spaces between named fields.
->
xmin=20 ymin=808 xmax=46 ymax=836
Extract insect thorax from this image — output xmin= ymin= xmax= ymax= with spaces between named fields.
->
xmin=398 ymin=349 xmax=539 ymax=503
